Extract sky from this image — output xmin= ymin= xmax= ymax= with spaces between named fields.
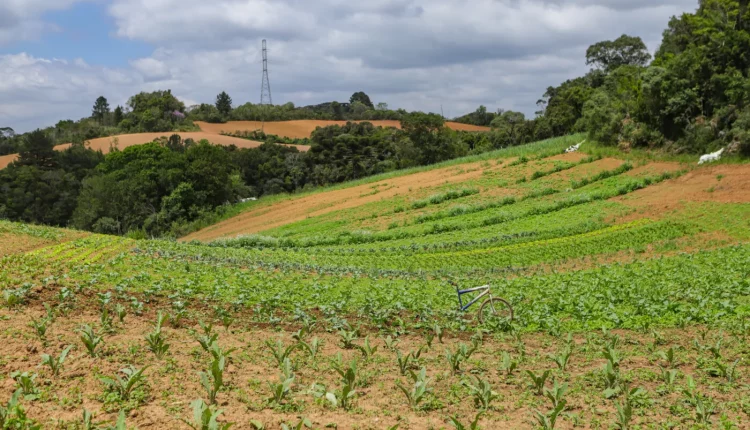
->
xmin=0 ymin=0 xmax=700 ymax=133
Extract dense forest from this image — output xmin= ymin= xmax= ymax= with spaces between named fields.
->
xmin=1 ymin=0 xmax=749 ymax=238
xmin=456 ymin=0 xmax=750 ymax=156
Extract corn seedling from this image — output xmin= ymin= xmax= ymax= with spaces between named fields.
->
xmin=706 ymin=359 xmax=740 ymax=383
xmin=694 ymin=395 xmax=716 ymax=425
xmin=544 ymin=380 xmax=568 ymax=409
xmin=532 ymin=400 xmax=566 ymax=430
xmin=79 ymin=324 xmax=103 ymax=357
xmin=114 ymin=304 xmax=127 ymax=323
xmin=338 ymin=329 xmax=359 ymax=349
xmin=10 ymin=372 xmax=38 ymax=400
xmin=602 ymin=361 xmax=621 ymax=399
xmin=613 ymin=399 xmax=632 ymax=430
xmin=383 ymin=335 xmax=399 ymax=350
xmin=448 ymin=412 xmax=482 ymax=430
xmin=268 ymin=373 xmax=295 ymax=405
xmin=300 ymin=337 xmax=321 ymax=359
xmin=281 ymin=418 xmax=312 ymax=430
xmin=548 ymin=347 xmax=572 ymax=372
xmin=659 ymin=366 xmax=678 ymax=388
xmin=499 ymin=351 xmax=518 ymax=376
xmin=200 ymin=346 xmax=235 ymax=405
xmin=145 ymin=312 xmax=170 ymax=359
xmin=445 ymin=339 xmax=479 ymax=374
xmin=396 ymin=350 xmax=414 ymax=376
xmin=265 ymin=339 xmax=299 ymax=367
xmin=41 ymin=345 xmax=73 ymax=377
xmin=100 ymin=307 xmax=114 ymax=332
xmin=183 ymin=399 xmax=234 ymax=430
xmin=707 ymin=338 xmax=722 ymax=359
xmin=99 ymin=366 xmax=149 ymax=401
xmin=656 ymin=347 xmax=679 ymax=368
xmin=395 ymin=367 xmax=432 ymax=409
xmin=526 ymin=369 xmax=551 ymax=395
xmin=29 ymin=317 xmax=50 ymax=346
xmin=357 ymin=336 xmax=378 ymax=359
xmin=462 ymin=376 xmax=498 ymax=410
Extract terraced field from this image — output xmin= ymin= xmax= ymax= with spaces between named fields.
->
xmin=1 ymin=136 xmax=749 ymax=429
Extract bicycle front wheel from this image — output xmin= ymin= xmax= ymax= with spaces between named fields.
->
xmin=478 ymin=297 xmax=514 ymax=324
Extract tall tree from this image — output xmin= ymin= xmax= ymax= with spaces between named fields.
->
xmin=586 ymin=35 xmax=651 ymax=72
xmin=215 ymin=91 xmax=233 ymax=116
xmin=17 ymin=130 xmax=57 ymax=168
xmin=113 ymin=105 xmax=124 ymax=126
xmin=92 ymin=96 xmax=110 ymax=124
xmin=350 ymin=91 xmax=374 ymax=109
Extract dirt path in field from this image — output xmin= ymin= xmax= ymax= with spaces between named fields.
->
xmin=196 ymin=120 xmax=489 ymax=139
xmin=615 ymin=163 xmax=750 ymax=221
xmin=181 ymin=153 xmax=589 ymax=242
xmin=0 ymin=132 xmax=307 ymax=169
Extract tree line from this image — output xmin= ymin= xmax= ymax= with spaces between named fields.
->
xmin=454 ymin=0 xmax=750 ymax=156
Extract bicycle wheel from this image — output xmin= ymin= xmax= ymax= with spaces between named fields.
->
xmin=478 ymin=297 xmax=513 ymax=324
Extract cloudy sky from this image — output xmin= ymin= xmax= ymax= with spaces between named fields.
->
xmin=0 ymin=0 xmax=699 ymax=132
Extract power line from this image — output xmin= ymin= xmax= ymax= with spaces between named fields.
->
xmin=260 ymin=39 xmax=272 ymax=132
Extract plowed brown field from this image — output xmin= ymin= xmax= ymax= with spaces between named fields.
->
xmin=196 ymin=120 xmax=489 ymax=139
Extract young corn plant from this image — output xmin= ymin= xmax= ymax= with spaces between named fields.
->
xmin=658 ymin=366 xmax=678 ymax=389
xmin=532 ymin=400 xmax=566 ymax=430
xmin=338 ymin=329 xmax=359 ymax=349
xmin=498 ymin=351 xmax=518 ymax=376
xmin=99 ymin=366 xmax=149 ymax=401
xmin=10 ymin=372 xmax=39 ymax=400
xmin=383 ymin=335 xmax=400 ymax=350
xmin=396 ymin=350 xmax=415 ymax=376
xmin=602 ymin=361 xmax=621 ymax=399
xmin=171 ymin=300 xmax=187 ymax=328
xmin=114 ymin=304 xmax=127 ymax=323
xmin=265 ymin=339 xmax=299 ymax=367
xmin=281 ymin=418 xmax=312 ymax=430
xmin=79 ymin=325 xmax=103 ymax=357
xmin=445 ymin=339 xmax=479 ymax=374
xmin=656 ymin=347 xmax=679 ymax=368
xmin=100 ymin=307 xmax=114 ymax=333
xmin=0 ymin=389 xmax=38 ymax=428
xmin=706 ymin=359 xmax=741 ymax=383
xmin=200 ymin=346 xmax=235 ymax=405
xmin=448 ymin=412 xmax=482 ymax=430
xmin=268 ymin=373 xmax=295 ymax=406
xmin=183 ymin=399 xmax=233 ymax=430
xmin=463 ymin=376 xmax=499 ymax=410
xmin=526 ymin=370 xmax=551 ymax=396
xmin=613 ymin=399 xmax=633 ymax=430
xmin=394 ymin=367 xmax=432 ymax=410
xmin=29 ymin=317 xmax=50 ymax=346
xmin=548 ymin=347 xmax=572 ymax=372
xmin=145 ymin=311 xmax=170 ymax=359
xmin=543 ymin=380 xmax=568 ymax=410
xmin=41 ymin=345 xmax=73 ymax=377
xmin=357 ymin=336 xmax=379 ymax=359
xmin=299 ymin=337 xmax=321 ymax=359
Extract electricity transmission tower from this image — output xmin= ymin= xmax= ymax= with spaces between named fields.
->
xmin=260 ymin=39 xmax=272 ymax=130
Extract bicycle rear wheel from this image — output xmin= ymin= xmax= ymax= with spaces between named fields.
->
xmin=478 ymin=297 xmax=513 ymax=324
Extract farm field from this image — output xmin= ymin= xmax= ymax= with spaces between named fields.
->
xmin=195 ymin=120 xmax=490 ymax=139
xmin=1 ymin=135 xmax=749 ymax=429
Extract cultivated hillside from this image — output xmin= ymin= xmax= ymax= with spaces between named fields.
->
xmin=2 ymin=135 xmax=749 ymax=429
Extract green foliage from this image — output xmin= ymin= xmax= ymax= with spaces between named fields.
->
xmin=462 ymin=376 xmax=498 ymax=410
xmin=395 ymin=367 xmax=432 ymax=410
xmin=184 ymin=399 xmax=234 ymax=430
xmin=99 ymin=366 xmax=149 ymax=401
xmin=79 ymin=324 xmax=103 ymax=357
xmin=526 ymin=370 xmax=551 ymax=396
xmin=0 ymin=389 xmax=41 ymax=429
xmin=11 ymin=372 xmax=39 ymax=400
xmin=41 ymin=345 xmax=73 ymax=377
xmin=145 ymin=311 xmax=170 ymax=359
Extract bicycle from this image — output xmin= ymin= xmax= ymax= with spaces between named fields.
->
xmin=453 ymin=282 xmax=513 ymax=324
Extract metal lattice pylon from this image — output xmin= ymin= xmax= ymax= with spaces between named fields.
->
xmin=260 ymin=39 xmax=272 ymax=106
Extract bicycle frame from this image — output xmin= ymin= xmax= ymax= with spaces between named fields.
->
xmin=456 ymin=284 xmax=492 ymax=311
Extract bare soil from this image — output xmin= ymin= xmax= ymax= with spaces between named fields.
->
xmin=615 ymin=163 xmax=750 ymax=222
